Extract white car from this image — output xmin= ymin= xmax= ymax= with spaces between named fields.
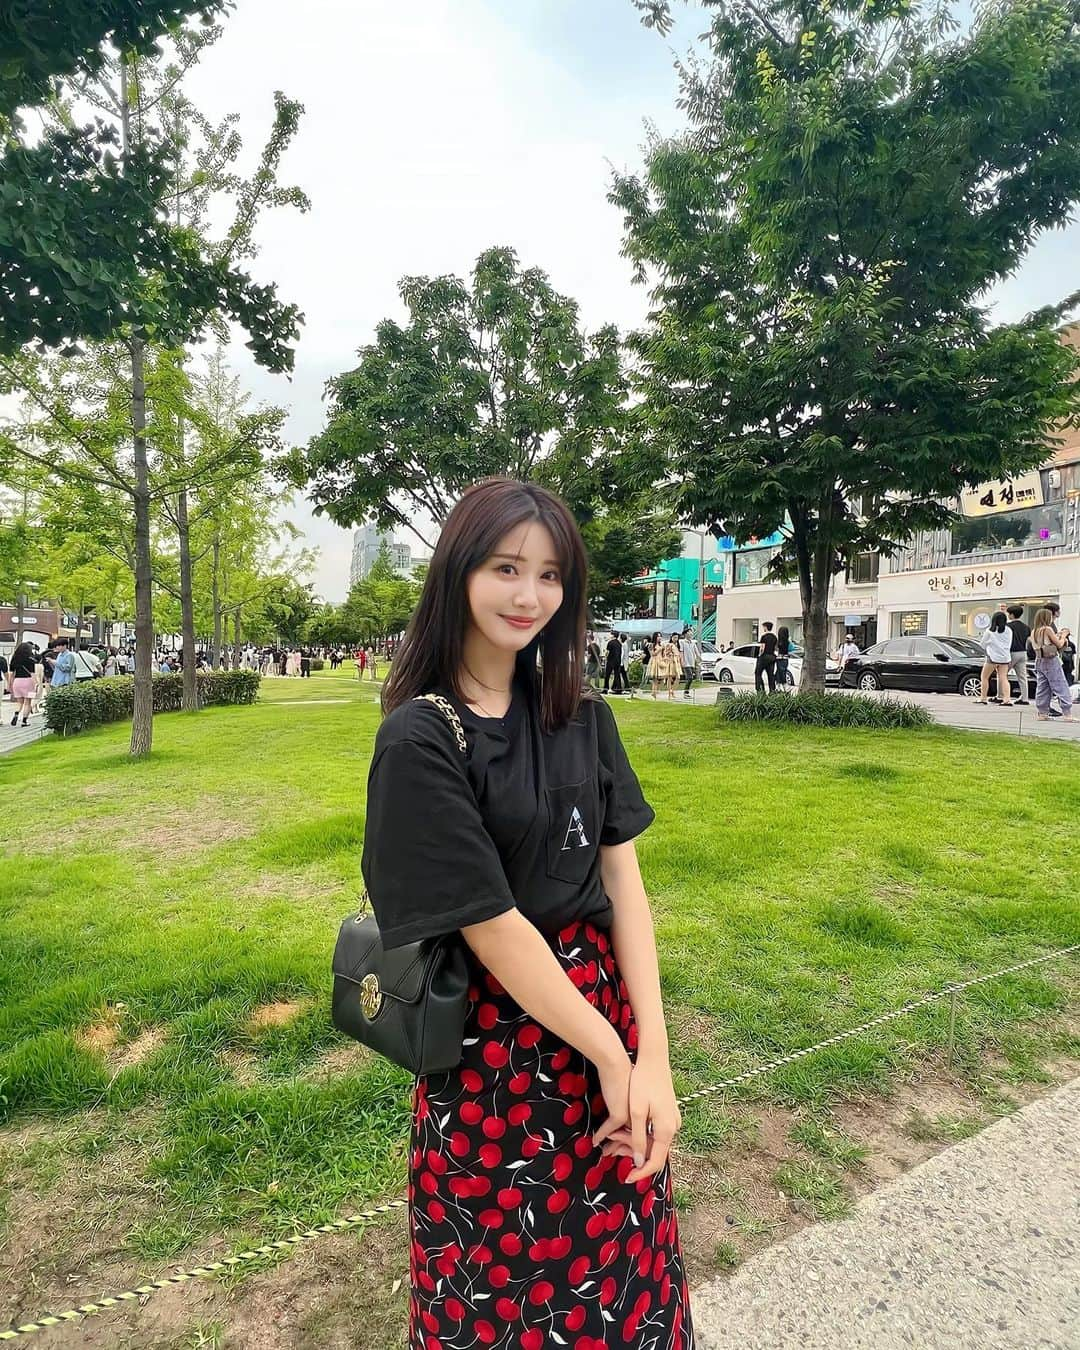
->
xmin=706 ymin=643 xmax=840 ymax=686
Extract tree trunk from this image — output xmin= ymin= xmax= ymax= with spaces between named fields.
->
xmin=129 ymin=329 xmax=155 ymax=756
xmin=177 ymin=488 xmax=199 ymax=711
xmin=121 ymin=61 xmax=154 ymax=756
xmin=232 ymin=609 xmax=242 ymax=670
xmin=795 ymin=489 xmax=835 ymax=693
xmin=211 ymin=530 xmax=222 ymax=669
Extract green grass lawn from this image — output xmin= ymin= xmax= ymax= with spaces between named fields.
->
xmin=1 ymin=670 xmax=1078 ymax=1269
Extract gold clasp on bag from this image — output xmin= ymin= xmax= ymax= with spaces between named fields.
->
xmin=359 ymin=972 xmax=383 ymax=1019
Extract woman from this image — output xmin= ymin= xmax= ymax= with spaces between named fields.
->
xmin=646 ymin=631 xmax=662 ymax=698
xmin=1030 ymin=607 xmax=1073 ymax=721
xmin=775 ymin=626 xmax=791 ymax=687
xmin=362 ymin=477 xmax=693 ymax=1349
xmin=977 ymin=611 xmax=1014 ymax=706
xmin=8 ymin=641 xmax=38 ymax=727
xmin=653 ymin=635 xmax=680 ymax=701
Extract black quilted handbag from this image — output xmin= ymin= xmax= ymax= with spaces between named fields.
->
xmin=331 ymin=694 xmax=471 ymax=1075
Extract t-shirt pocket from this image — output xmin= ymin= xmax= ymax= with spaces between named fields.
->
xmin=544 ymin=776 xmax=600 ymax=886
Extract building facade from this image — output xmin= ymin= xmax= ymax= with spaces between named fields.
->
xmin=349 ymin=522 xmax=418 ymax=587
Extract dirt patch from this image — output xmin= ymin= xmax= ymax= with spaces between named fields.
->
xmin=246 ymin=1001 xmax=310 ymax=1033
xmin=112 ymin=1028 xmax=168 ymax=1072
xmin=13 ymin=806 xmax=256 ymax=862
xmin=73 ymin=1013 xmax=166 ymax=1073
xmin=301 ymin=1043 xmax=372 ymax=1083
xmin=74 ymin=1018 xmax=121 ymax=1058
xmin=219 ymin=1049 xmax=260 ymax=1087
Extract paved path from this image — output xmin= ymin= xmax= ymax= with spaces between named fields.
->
xmin=0 ymin=705 xmax=49 ymax=755
xmin=692 ymin=1075 xmax=1080 ymax=1350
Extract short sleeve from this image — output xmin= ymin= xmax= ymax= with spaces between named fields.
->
xmin=595 ymin=699 xmax=655 ymax=846
xmin=361 ymin=733 xmax=517 ymax=950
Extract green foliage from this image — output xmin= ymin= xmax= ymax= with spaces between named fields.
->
xmin=716 ymin=691 xmax=931 ymax=728
xmin=290 ymin=245 xmax=680 ymax=612
xmin=614 ymin=0 xmax=1080 ymax=684
xmin=0 ymin=8 xmax=302 ymax=366
xmin=0 ymin=1 xmax=226 ymax=118
xmin=42 ymin=669 xmax=259 ymax=735
xmin=775 ymin=1159 xmax=853 ymax=1220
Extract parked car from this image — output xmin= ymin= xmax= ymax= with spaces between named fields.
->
xmin=838 ymin=635 xmax=1037 ymax=699
xmin=706 ymin=642 xmax=840 ymax=686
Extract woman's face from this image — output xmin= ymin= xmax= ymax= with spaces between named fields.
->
xmin=466 ymin=520 xmax=565 ymax=656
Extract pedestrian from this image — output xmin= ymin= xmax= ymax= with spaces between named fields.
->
xmin=1005 ymin=604 xmax=1031 ymax=705
xmin=650 ymin=633 xmax=678 ymax=700
xmin=368 ymin=644 xmax=380 ymax=680
xmin=976 ymin=611 xmax=1014 ymax=705
xmin=1061 ymin=630 xmax=1076 ymax=686
xmin=617 ymin=631 xmax=631 ymax=696
xmin=754 ymin=621 xmax=778 ymax=692
xmin=361 ymin=477 xmax=693 ymax=1349
xmin=1030 ymin=608 xmax=1073 ymax=721
xmin=775 ymin=625 xmax=791 ymax=688
xmin=678 ymin=629 xmax=699 ymax=700
xmin=645 ymin=631 xmax=660 ymax=697
xmin=603 ymin=631 xmax=623 ymax=694
xmin=838 ymin=633 xmax=860 ymax=677
xmin=584 ymin=638 xmax=602 ymax=691
xmin=8 ymin=641 xmax=37 ymax=727
xmin=300 ymin=645 xmax=312 ymax=678
xmin=49 ymin=637 xmax=77 ymax=690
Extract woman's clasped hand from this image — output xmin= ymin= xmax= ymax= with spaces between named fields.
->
xmin=592 ymin=1046 xmax=682 ymax=1183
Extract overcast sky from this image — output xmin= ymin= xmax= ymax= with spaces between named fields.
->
xmin=182 ymin=0 xmax=1080 ymax=603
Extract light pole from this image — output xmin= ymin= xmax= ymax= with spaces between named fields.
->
xmin=681 ymin=527 xmax=711 ymax=647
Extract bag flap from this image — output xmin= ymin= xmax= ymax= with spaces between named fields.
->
xmin=333 ymin=915 xmax=433 ymax=1004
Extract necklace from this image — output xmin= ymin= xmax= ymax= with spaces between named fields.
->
xmin=461 ymin=667 xmax=513 ymax=719
xmin=463 ymin=663 xmax=511 ymax=695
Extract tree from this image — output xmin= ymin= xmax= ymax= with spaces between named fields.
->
xmin=0 ymin=1 xmax=302 ymax=364
xmin=289 ymin=245 xmax=680 ymax=606
xmin=614 ymin=0 xmax=1080 ymax=686
xmin=1 ymin=22 xmax=303 ymax=752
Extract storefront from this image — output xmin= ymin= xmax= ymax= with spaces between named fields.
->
xmin=877 ymin=558 xmax=1074 ymax=642
xmin=828 ymin=594 xmax=878 ymax=651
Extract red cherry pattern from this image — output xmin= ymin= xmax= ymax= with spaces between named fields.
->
xmin=405 ymin=921 xmax=693 ymax=1348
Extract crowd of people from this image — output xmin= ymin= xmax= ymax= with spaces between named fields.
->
xmin=585 ymin=628 xmax=704 ymax=699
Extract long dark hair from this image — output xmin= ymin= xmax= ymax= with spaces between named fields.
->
xmin=381 ymin=477 xmax=593 ymax=732
xmin=12 ymin=641 xmax=35 ymax=666
xmin=989 ymin=610 xmax=1008 ymax=633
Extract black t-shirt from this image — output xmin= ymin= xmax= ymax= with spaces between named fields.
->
xmin=361 ymin=675 xmax=655 ymax=951
xmin=1007 ymin=619 xmax=1030 ymax=654
xmin=11 ymin=650 xmax=36 ymax=677
xmin=759 ymin=632 xmax=778 ymax=658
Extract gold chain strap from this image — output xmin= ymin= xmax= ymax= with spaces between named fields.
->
xmin=413 ymin=692 xmax=467 ymax=754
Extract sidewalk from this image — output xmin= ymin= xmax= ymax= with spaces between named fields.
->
xmin=0 ymin=707 xmax=49 ymax=756
xmin=692 ymin=1075 xmax=1080 ymax=1349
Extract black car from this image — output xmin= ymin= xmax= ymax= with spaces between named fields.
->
xmin=839 ymin=635 xmax=1036 ymax=699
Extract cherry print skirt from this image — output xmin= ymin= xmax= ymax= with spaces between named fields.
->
xmin=407 ymin=918 xmax=694 ymax=1350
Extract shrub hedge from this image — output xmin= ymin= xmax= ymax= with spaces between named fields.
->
xmin=43 ymin=670 xmax=261 ymax=736
xmin=716 ymin=690 xmax=932 ymax=729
